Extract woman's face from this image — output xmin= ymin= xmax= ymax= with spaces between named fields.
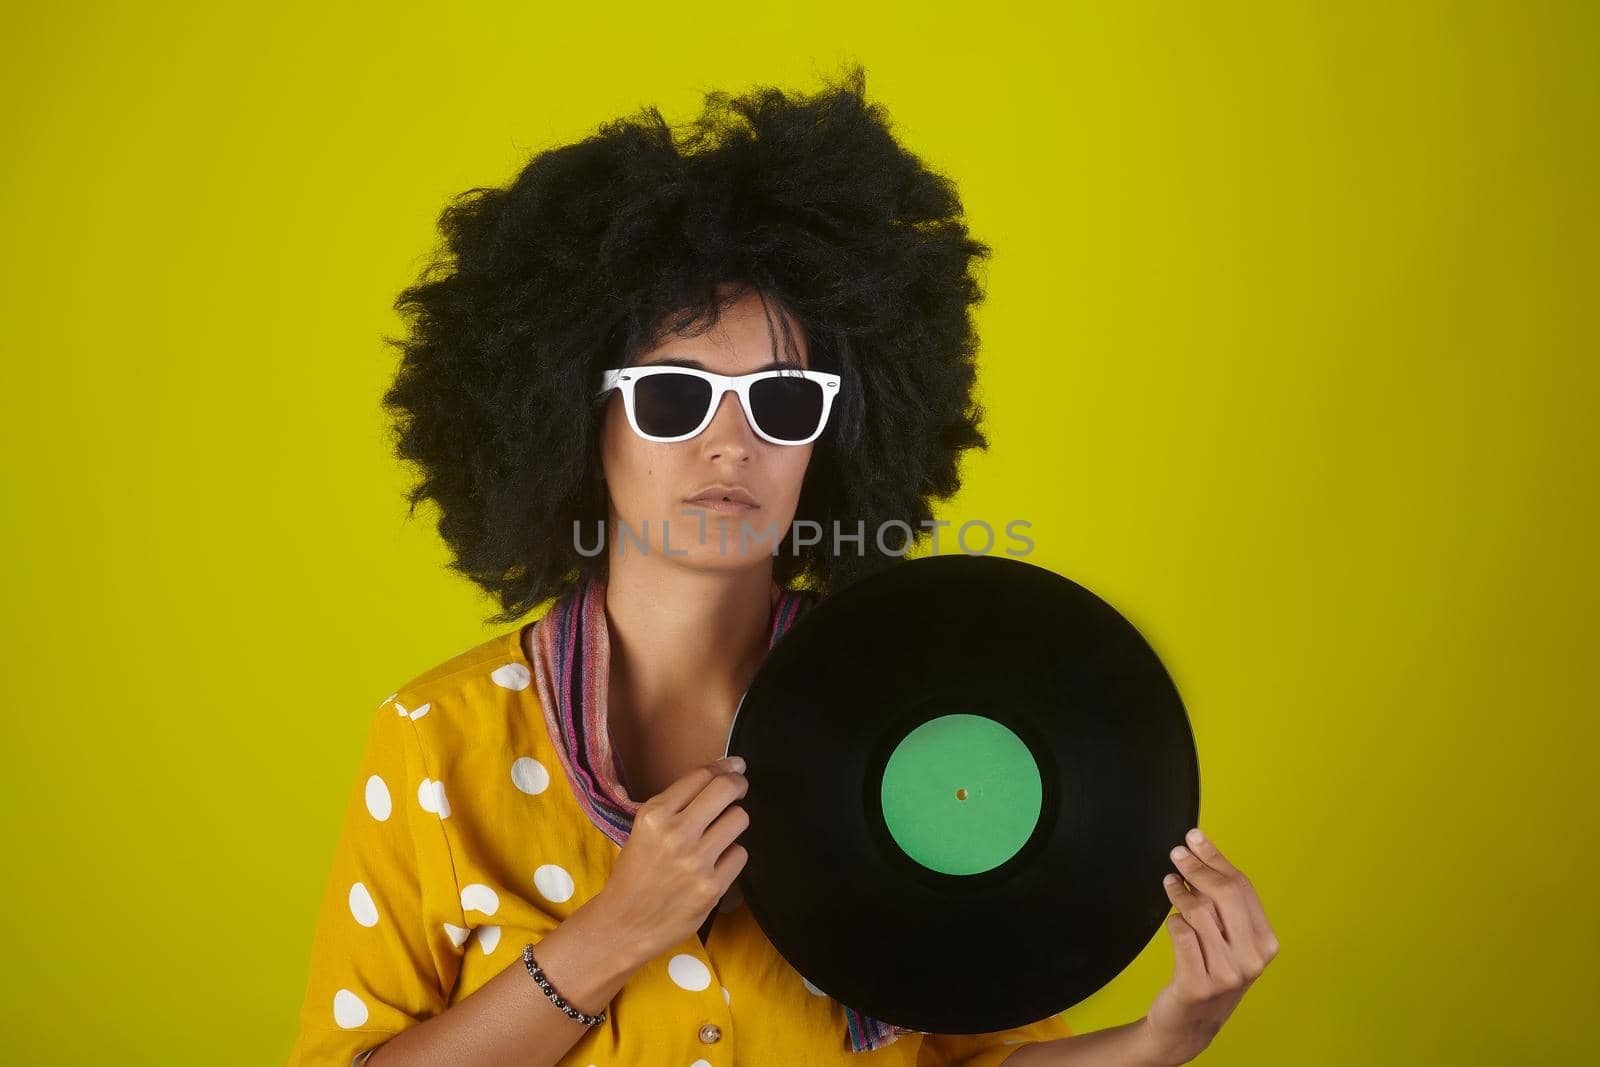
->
xmin=599 ymin=287 xmax=815 ymax=576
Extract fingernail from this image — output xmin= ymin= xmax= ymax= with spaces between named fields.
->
xmin=1163 ymin=874 xmax=1179 ymax=886
xmin=1187 ymin=828 xmax=1205 ymax=845
xmin=727 ymin=756 xmax=747 ymax=772
xmin=1171 ymin=846 xmax=1189 ymax=861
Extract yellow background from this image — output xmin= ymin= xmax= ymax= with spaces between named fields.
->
xmin=4 ymin=2 xmax=1594 ymax=1063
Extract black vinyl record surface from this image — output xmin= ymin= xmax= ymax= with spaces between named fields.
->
xmin=726 ymin=553 xmax=1200 ymax=1034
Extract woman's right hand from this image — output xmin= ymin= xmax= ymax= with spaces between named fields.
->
xmin=595 ymin=755 xmax=751 ymax=965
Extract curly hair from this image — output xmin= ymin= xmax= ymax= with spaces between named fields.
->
xmin=381 ymin=64 xmax=994 ymax=625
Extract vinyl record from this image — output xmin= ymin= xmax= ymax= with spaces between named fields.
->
xmin=726 ymin=553 xmax=1200 ymax=1034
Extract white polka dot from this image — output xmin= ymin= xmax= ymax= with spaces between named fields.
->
xmin=802 ymin=976 xmax=828 ymax=997
xmin=333 ymin=988 xmax=369 ymax=1028
xmin=394 ymin=700 xmax=430 ymax=721
xmin=534 ymin=863 xmax=575 ymax=904
xmin=691 ymin=1060 xmax=712 ymax=1067
xmin=668 ymin=953 xmax=711 ymax=991
xmin=476 ymin=925 xmax=501 ymax=955
xmin=443 ymin=922 xmax=470 ymax=948
xmin=511 ymin=757 xmax=550 ymax=795
xmin=365 ymin=775 xmax=392 ymax=821
xmin=722 ymin=985 xmax=730 ymax=1004
xmin=417 ymin=778 xmax=451 ymax=819
xmin=492 ymin=662 xmax=531 ymax=690
xmin=348 ymin=882 xmax=379 ymax=927
xmin=717 ymin=884 xmax=743 ymax=912
xmin=461 ymin=883 xmax=499 ymax=916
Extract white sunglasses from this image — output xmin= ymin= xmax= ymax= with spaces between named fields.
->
xmin=596 ymin=365 xmax=841 ymax=446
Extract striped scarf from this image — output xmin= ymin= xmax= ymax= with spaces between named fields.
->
xmin=528 ymin=574 xmax=916 ymax=1052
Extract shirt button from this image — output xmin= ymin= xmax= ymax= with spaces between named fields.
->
xmin=698 ymin=1023 xmax=722 ymax=1044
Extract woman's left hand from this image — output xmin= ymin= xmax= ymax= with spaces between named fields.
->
xmin=1138 ymin=828 xmax=1279 ymax=1065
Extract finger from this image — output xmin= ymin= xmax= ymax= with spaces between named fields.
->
xmin=680 ymin=771 xmax=748 ymax=835
xmin=1177 ymin=831 xmax=1265 ymax=973
xmin=1183 ymin=829 xmax=1279 ymax=964
xmin=711 ymin=841 xmax=747 ymax=888
xmin=653 ymin=757 xmax=743 ymax=815
xmin=700 ymin=800 xmax=751 ymax=862
xmin=1180 ymin=827 xmax=1242 ymax=880
xmin=1168 ymin=842 xmax=1249 ymax=947
xmin=1168 ymin=840 xmax=1231 ymax=899
xmin=1163 ymin=872 xmax=1238 ymax=986
xmin=1162 ymin=871 xmax=1219 ymax=950
xmin=1168 ymin=845 xmax=1223 ymax=925
xmin=1164 ymin=913 xmax=1209 ymax=999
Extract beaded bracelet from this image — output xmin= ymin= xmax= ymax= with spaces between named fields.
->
xmin=523 ymin=943 xmax=608 ymax=1025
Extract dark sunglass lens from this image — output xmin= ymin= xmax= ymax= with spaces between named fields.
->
xmin=634 ymin=372 xmax=713 ymax=437
xmin=749 ymin=376 xmax=825 ymax=442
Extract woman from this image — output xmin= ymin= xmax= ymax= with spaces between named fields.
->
xmin=286 ymin=67 xmax=1277 ymax=1066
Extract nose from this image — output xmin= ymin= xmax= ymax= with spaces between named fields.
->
xmin=700 ymin=386 xmax=756 ymax=461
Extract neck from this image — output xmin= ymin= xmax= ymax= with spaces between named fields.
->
xmin=600 ymin=552 xmax=776 ymax=731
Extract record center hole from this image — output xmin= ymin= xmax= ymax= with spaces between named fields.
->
xmin=955 ymin=788 xmax=968 ymax=801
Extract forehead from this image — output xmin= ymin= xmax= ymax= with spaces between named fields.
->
xmin=635 ymin=290 xmax=809 ymax=373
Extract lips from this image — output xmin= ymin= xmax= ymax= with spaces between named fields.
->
xmin=685 ymin=485 xmax=760 ymax=512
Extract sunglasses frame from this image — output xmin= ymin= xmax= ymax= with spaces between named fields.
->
xmin=596 ymin=365 xmax=841 ymax=446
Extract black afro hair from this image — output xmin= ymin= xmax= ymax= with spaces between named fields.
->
xmin=381 ymin=64 xmax=995 ymax=624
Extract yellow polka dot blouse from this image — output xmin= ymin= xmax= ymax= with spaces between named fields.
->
xmin=285 ymin=624 xmax=1075 ymax=1065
